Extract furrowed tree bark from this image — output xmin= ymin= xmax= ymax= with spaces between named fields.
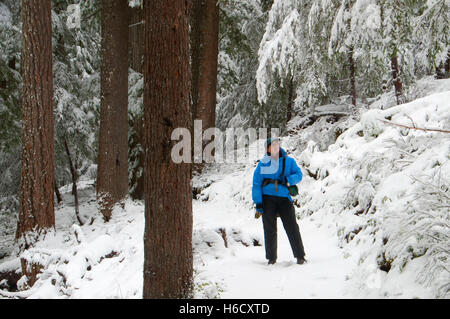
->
xmin=143 ymin=0 xmax=193 ymax=298
xmin=17 ymin=0 xmax=55 ymax=249
xmin=97 ymin=0 xmax=129 ymax=221
xmin=190 ymin=0 xmax=219 ymax=165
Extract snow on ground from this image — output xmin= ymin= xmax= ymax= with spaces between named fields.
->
xmin=282 ymin=82 xmax=450 ymax=298
xmin=0 ymin=141 xmax=359 ymax=299
xmin=193 ymin=199 xmax=354 ymax=299
xmin=0 ymin=183 xmax=145 ymax=299
xmin=0 ymin=78 xmax=449 ymax=299
xmin=190 ymin=139 xmax=358 ymax=299
xmin=0 ymin=170 xmax=356 ymax=299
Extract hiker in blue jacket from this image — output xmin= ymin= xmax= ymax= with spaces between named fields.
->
xmin=252 ymin=137 xmax=306 ymax=265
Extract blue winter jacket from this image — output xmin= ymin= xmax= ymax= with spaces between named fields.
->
xmin=252 ymin=147 xmax=302 ymax=206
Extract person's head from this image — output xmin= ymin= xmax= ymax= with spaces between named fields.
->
xmin=265 ymin=137 xmax=280 ymax=158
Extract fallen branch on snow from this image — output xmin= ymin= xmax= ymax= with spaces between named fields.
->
xmin=379 ymin=119 xmax=450 ymax=134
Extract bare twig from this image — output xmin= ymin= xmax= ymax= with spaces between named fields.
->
xmin=405 ymin=114 xmax=417 ymax=128
xmin=129 ymin=20 xmax=144 ymax=28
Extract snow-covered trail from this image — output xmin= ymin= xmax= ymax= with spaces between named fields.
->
xmin=193 ymin=197 xmax=355 ymax=299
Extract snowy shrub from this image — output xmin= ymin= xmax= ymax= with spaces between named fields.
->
xmin=297 ymin=87 xmax=450 ymax=298
xmin=383 ymin=169 xmax=450 ymax=297
xmin=360 ymin=109 xmax=385 ymax=139
xmin=193 ymin=278 xmax=224 ymax=299
xmin=343 ymin=181 xmax=376 ymax=214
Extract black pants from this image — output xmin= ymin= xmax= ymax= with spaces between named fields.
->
xmin=261 ymin=194 xmax=305 ymax=261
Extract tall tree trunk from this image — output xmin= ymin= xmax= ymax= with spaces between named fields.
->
xmin=143 ymin=0 xmax=193 ymax=299
xmin=391 ymin=53 xmax=404 ymax=105
xmin=17 ymin=0 xmax=55 ymax=249
xmin=190 ymin=0 xmax=219 ymax=164
xmin=97 ymin=0 xmax=129 ymax=221
xmin=348 ymin=45 xmax=357 ymax=107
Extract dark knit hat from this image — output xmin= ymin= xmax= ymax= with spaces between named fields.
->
xmin=265 ymin=137 xmax=280 ymax=150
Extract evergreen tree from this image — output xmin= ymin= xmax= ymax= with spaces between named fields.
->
xmin=52 ymin=0 xmax=101 ymax=222
xmin=257 ymin=0 xmax=332 ymax=120
xmin=377 ymin=0 xmax=419 ymax=104
xmin=329 ymin=0 xmax=358 ymax=107
xmin=17 ymin=0 xmax=55 ymax=251
xmin=0 ymin=0 xmax=21 ymax=155
xmin=190 ymin=0 xmax=220 ymax=162
xmin=413 ymin=0 xmax=449 ymax=77
xmin=0 ymin=0 xmax=22 ymax=204
xmin=216 ymin=0 xmax=268 ymax=130
xmin=143 ymin=0 xmax=193 ymax=298
xmin=97 ymin=0 xmax=129 ymax=221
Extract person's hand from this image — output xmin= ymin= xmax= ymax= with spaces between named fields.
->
xmin=255 ymin=203 xmax=263 ymax=218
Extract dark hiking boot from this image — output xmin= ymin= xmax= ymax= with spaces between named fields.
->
xmin=268 ymin=259 xmax=276 ymax=265
xmin=296 ymin=257 xmax=307 ymax=265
